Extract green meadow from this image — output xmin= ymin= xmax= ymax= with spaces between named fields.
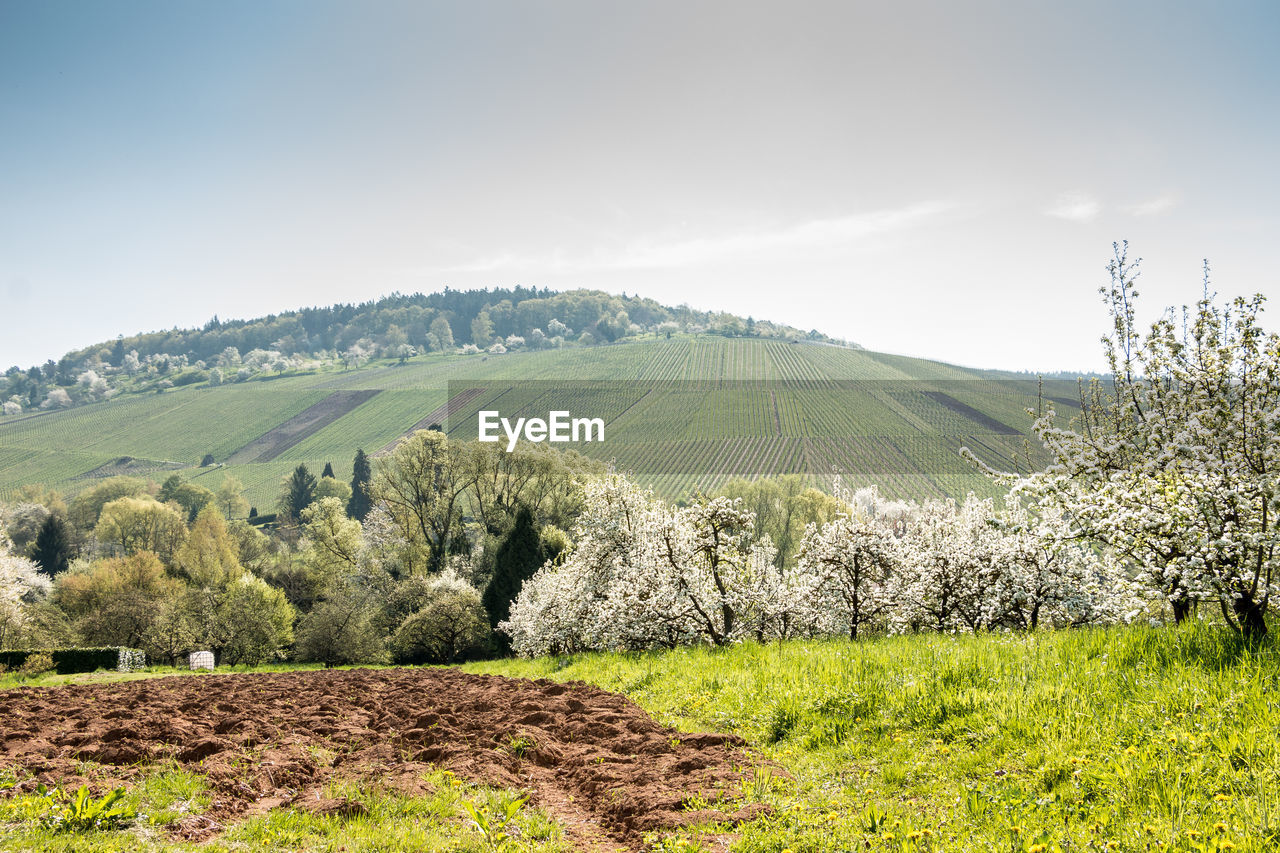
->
xmin=468 ymin=622 xmax=1279 ymax=853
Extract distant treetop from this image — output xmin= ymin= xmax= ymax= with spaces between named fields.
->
xmin=1 ymin=287 xmax=845 ymax=414
xmin=67 ymin=287 xmax=835 ymax=365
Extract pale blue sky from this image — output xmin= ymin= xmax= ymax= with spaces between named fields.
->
xmin=2 ymin=1 xmax=1277 ymax=371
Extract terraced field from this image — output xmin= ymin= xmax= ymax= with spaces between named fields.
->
xmin=0 ymin=336 xmax=1077 ymax=507
xmin=443 ymin=375 xmax=1062 ymax=499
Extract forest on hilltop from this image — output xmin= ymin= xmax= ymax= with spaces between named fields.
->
xmin=1 ymin=287 xmax=841 ymax=416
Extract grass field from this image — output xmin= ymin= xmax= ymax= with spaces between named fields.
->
xmin=0 ymin=762 xmax=568 ymax=853
xmin=0 ymin=336 xmax=1073 ymax=507
xmin=1 ymin=623 xmax=1275 ymax=852
xmin=467 ymin=623 xmax=1280 ymax=853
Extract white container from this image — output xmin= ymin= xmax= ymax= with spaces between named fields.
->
xmin=188 ymin=650 xmax=215 ymax=670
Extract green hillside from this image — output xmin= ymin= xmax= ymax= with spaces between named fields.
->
xmin=0 ymin=336 xmax=1070 ymax=510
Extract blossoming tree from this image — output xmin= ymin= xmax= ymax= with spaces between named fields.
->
xmin=973 ymin=244 xmax=1278 ymax=638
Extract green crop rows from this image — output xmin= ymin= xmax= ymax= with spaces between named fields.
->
xmin=276 ymin=390 xmax=447 ymax=462
xmin=0 ymin=336 xmax=1076 ymax=504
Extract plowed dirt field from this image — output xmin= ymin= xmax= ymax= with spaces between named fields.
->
xmin=0 ymin=668 xmax=762 ymax=850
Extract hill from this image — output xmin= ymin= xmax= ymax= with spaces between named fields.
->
xmin=1 ymin=287 xmax=839 ymax=405
xmin=0 ymin=333 xmax=1074 ymax=510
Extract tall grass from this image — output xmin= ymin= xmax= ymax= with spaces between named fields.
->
xmin=0 ymin=766 xmax=566 ymax=853
xmin=468 ymin=621 xmax=1280 ymax=852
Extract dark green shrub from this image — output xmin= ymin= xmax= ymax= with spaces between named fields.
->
xmin=0 ymin=647 xmax=145 ymax=674
xmin=171 ymin=369 xmax=208 ymax=387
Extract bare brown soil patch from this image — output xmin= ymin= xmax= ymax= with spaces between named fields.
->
xmin=0 ymin=668 xmax=760 ymax=850
xmin=224 ymin=389 xmax=381 ymax=464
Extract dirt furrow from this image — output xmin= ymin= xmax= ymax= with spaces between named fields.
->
xmin=0 ymin=667 xmax=762 ymax=849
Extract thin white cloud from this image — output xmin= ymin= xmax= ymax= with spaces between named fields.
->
xmin=1045 ymin=191 xmax=1101 ymax=222
xmin=1123 ymin=192 xmax=1179 ymax=217
xmin=439 ymin=201 xmax=956 ymax=275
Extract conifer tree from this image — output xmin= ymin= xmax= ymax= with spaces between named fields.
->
xmin=482 ymin=506 xmax=543 ymax=653
xmin=347 ymin=449 xmax=373 ymax=521
xmin=281 ymin=464 xmax=317 ymax=521
xmin=31 ymin=515 xmax=71 ymax=578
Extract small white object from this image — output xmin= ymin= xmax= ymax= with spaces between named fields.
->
xmin=189 ymin=651 xmax=215 ymax=670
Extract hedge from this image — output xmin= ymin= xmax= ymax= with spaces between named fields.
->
xmin=0 ymin=647 xmax=146 ymax=674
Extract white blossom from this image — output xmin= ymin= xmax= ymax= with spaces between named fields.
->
xmin=502 ymin=473 xmax=779 ymax=655
xmin=40 ymin=388 xmax=72 ymax=409
xmin=969 ymin=246 xmax=1279 ymax=638
xmin=0 ymin=530 xmax=49 ymax=647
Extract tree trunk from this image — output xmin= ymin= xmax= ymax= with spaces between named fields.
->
xmin=720 ymin=603 xmax=735 ymax=641
xmin=1171 ymin=597 xmax=1192 ymax=623
xmin=1233 ymin=594 xmax=1269 ymax=641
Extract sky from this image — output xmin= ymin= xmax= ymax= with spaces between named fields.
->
xmin=1 ymin=0 xmax=1277 ymax=373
